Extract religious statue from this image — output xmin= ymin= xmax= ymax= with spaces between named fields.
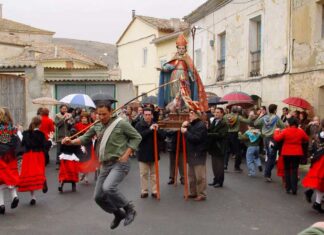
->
xmin=157 ymin=34 xmax=208 ymax=112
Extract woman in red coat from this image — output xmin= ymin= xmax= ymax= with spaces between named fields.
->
xmin=39 ymin=108 xmax=55 ymax=166
xmin=273 ymin=117 xmax=309 ymax=195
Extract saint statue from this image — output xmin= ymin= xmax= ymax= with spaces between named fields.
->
xmin=157 ymin=34 xmax=208 ymax=112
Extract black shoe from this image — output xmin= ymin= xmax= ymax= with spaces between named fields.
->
xmin=110 ymin=210 xmax=126 ymax=230
xmin=140 ymin=193 xmax=148 ymax=198
xmin=0 ymin=205 xmax=5 ymax=215
xmin=30 ymin=199 xmax=36 ymax=206
xmin=214 ymin=183 xmax=223 ymax=188
xmin=304 ymin=189 xmax=313 ymax=203
xmin=11 ymin=197 xmax=19 ymax=209
xmin=58 ymin=183 xmax=64 ymax=193
xmin=224 ymin=166 xmax=228 ymax=170
xmin=124 ymin=204 xmax=137 ymax=226
xmin=312 ymin=202 xmax=324 ymax=213
xmin=151 ymin=193 xmax=158 ymax=198
xmin=42 ymin=181 xmax=48 ymax=194
xmin=258 ymin=166 xmax=263 ymax=172
xmin=286 ymin=189 xmax=291 ymax=194
xmin=180 ymin=178 xmax=185 ymax=185
xmin=208 ymin=180 xmax=216 ymax=186
xmin=234 ymin=168 xmax=243 ymax=173
xmin=72 ymin=183 xmax=76 ymax=192
xmin=167 ymin=179 xmax=174 ymax=185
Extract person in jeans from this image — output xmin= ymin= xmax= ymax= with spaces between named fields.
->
xmin=223 ymin=106 xmax=253 ymax=172
xmin=254 ymin=104 xmax=285 ymax=182
xmin=62 ymin=96 xmax=142 ymax=230
xmin=273 ymin=117 xmax=309 ymax=194
xmin=239 ymin=125 xmax=262 ymax=176
xmin=181 ymin=110 xmax=208 ymax=201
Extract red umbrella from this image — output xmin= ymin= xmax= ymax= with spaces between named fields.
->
xmin=220 ymin=91 xmax=253 ymax=103
xmin=282 ymin=97 xmax=312 ymax=110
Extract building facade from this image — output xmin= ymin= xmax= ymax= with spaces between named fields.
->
xmin=184 ymin=0 xmax=291 ymax=109
xmin=116 ymin=12 xmax=188 ymax=97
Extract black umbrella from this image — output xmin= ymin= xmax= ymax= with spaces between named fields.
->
xmin=141 ymin=96 xmax=157 ymax=105
xmin=91 ymin=93 xmax=117 ymax=106
xmin=208 ymin=96 xmax=228 ymax=105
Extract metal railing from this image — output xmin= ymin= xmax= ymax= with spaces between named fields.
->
xmin=250 ymin=50 xmax=261 ymax=77
xmin=217 ymin=59 xmax=225 ymax=81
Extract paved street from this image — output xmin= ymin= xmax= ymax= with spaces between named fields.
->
xmin=0 ymin=150 xmax=321 ymax=235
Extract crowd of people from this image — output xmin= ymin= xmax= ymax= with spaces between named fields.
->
xmin=0 ymin=99 xmax=323 ymax=230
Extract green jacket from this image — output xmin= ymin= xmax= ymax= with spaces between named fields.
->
xmin=223 ymin=113 xmax=252 ymax=133
xmin=79 ymin=116 xmax=142 ymax=162
xmin=254 ymin=114 xmax=285 ymax=138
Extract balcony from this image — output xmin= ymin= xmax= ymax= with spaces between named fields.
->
xmin=217 ymin=59 xmax=225 ymax=81
xmin=250 ymin=50 xmax=261 ymax=77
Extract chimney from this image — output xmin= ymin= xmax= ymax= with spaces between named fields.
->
xmin=0 ymin=4 xmax=3 ymax=19
xmin=132 ymin=10 xmax=136 ymax=19
xmin=170 ymin=18 xmax=181 ymax=31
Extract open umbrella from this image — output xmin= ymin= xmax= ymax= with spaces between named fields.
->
xmin=32 ymin=97 xmax=62 ymax=106
xmin=282 ymin=97 xmax=312 ymax=110
xmin=220 ymin=91 xmax=254 ymax=108
xmin=208 ymin=96 xmax=228 ymax=106
xmin=59 ymin=94 xmax=96 ymax=108
xmin=141 ymin=96 xmax=157 ymax=105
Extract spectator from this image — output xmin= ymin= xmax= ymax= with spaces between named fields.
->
xmin=281 ymin=107 xmax=289 ymax=123
xmin=181 ymin=110 xmax=208 ymax=201
xmin=207 ymin=107 xmax=227 ymax=187
xmin=273 ymin=117 xmax=309 ymax=195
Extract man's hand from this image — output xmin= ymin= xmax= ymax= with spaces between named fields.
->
xmin=182 ymin=121 xmax=189 ymax=127
xmin=118 ymin=148 xmax=133 ymax=163
xmin=181 ymin=127 xmax=187 ymax=134
xmin=62 ymin=137 xmax=72 ymax=145
xmin=150 ymin=124 xmax=159 ymax=130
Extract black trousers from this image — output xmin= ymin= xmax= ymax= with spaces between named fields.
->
xmin=211 ymin=153 xmax=224 ymax=184
xmin=226 ymin=132 xmax=242 ymax=169
xmin=283 ymin=156 xmax=300 ymax=193
xmin=169 ymin=152 xmax=184 ymax=180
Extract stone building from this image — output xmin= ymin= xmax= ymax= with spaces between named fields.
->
xmin=0 ymin=7 xmax=133 ymax=126
xmin=184 ymin=0 xmax=290 ymax=109
xmin=289 ymin=0 xmax=324 ymax=118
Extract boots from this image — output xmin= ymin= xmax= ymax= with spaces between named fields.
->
xmin=72 ymin=183 xmax=76 ymax=192
xmin=124 ymin=203 xmax=137 ymax=226
xmin=58 ymin=182 xmax=64 ymax=192
xmin=110 ymin=209 xmax=126 ymax=230
xmin=312 ymin=202 xmax=324 ymax=213
xmin=304 ymin=189 xmax=313 ymax=203
xmin=0 ymin=205 xmax=5 ymax=215
xmin=42 ymin=180 xmax=48 ymax=194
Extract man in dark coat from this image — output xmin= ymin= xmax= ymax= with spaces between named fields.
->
xmin=181 ymin=110 xmax=208 ymax=201
xmin=135 ymin=108 xmax=164 ymax=199
xmin=207 ymin=107 xmax=228 ymax=187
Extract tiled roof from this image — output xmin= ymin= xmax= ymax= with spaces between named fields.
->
xmin=137 ymin=15 xmax=189 ymax=33
xmin=116 ymin=15 xmax=189 ymax=44
xmin=6 ymin=42 xmax=107 ymax=68
xmin=0 ymin=18 xmax=54 ymax=35
xmin=184 ymin=0 xmax=231 ymax=23
xmin=44 ymin=68 xmax=129 ymax=83
xmin=0 ymin=62 xmax=36 ymax=69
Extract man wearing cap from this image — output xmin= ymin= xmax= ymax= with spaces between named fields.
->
xmin=62 ymin=95 xmax=142 ymax=230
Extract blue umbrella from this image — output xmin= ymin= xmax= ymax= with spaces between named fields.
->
xmin=59 ymin=94 xmax=96 ymax=108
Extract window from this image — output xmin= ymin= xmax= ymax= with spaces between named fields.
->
xmin=195 ymin=49 xmax=202 ymax=71
xmin=217 ymin=32 xmax=226 ymax=81
xmin=143 ymin=48 xmax=148 ymax=66
xmin=249 ymin=16 xmax=262 ymax=77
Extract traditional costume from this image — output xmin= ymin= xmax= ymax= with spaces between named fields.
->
xmin=58 ymin=143 xmax=83 ymax=192
xmin=19 ymin=129 xmax=47 ymax=194
xmin=0 ymin=124 xmax=20 ymax=214
xmin=302 ymin=131 xmax=324 ymax=213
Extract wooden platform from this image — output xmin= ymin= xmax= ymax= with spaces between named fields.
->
xmin=158 ymin=113 xmax=189 ymax=129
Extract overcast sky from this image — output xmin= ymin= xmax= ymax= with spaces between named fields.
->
xmin=1 ymin=0 xmax=206 ymax=44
